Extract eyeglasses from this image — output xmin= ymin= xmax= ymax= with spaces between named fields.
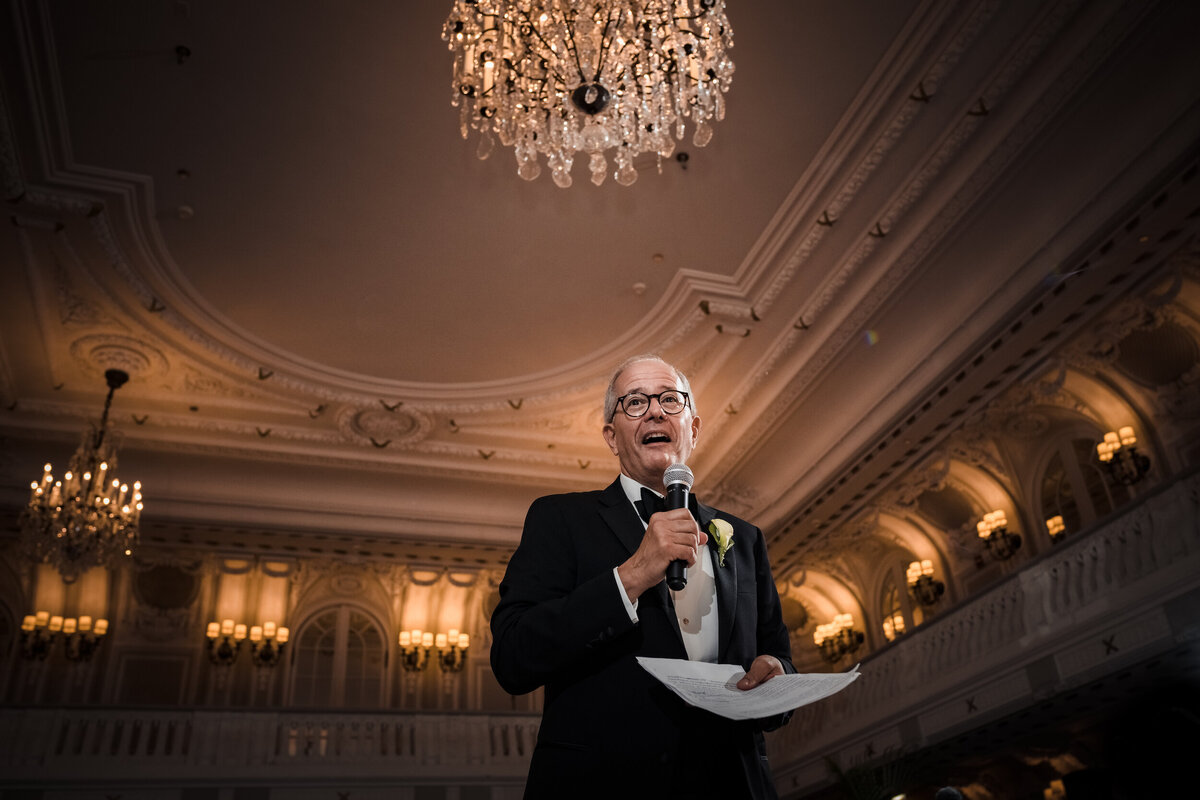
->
xmin=614 ymin=390 xmax=691 ymax=419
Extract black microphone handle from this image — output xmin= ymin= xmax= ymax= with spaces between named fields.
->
xmin=664 ymin=483 xmax=689 ymax=590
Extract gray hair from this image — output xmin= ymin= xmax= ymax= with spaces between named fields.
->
xmin=603 ymin=354 xmax=695 ymax=423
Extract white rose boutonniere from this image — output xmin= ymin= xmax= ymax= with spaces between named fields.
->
xmin=708 ymin=519 xmax=735 ymax=567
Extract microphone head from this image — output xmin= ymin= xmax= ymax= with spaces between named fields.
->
xmin=663 ymin=463 xmax=694 ymax=491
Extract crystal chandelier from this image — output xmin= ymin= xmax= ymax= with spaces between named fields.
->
xmin=442 ymin=0 xmax=735 ymax=187
xmin=20 ymin=369 xmax=143 ymax=584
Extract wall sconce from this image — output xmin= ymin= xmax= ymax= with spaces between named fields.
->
xmin=248 ymin=621 xmax=289 ymax=668
xmin=882 ymin=613 xmax=906 ymax=642
xmin=976 ymin=510 xmax=1021 ymax=561
xmin=206 ymin=618 xmax=247 ymax=666
xmin=399 ymin=628 xmax=471 ymax=673
xmin=436 ymin=629 xmax=471 ymax=673
xmin=399 ymin=629 xmax=434 ymax=672
xmin=1045 ymin=515 xmax=1066 ymax=543
xmin=906 ymin=560 xmax=945 ymax=607
xmin=1096 ymin=426 xmax=1151 ymax=486
xmin=21 ymin=611 xmax=109 ymax=661
xmin=813 ymin=613 xmax=864 ymax=663
xmin=206 ymin=619 xmax=287 ymax=667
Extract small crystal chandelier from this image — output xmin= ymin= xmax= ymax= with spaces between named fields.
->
xmin=442 ymin=0 xmax=735 ymax=187
xmin=20 ymin=369 xmax=143 ymax=583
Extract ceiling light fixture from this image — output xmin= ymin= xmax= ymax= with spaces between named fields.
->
xmin=20 ymin=369 xmax=143 ymax=583
xmin=442 ymin=0 xmax=735 ymax=187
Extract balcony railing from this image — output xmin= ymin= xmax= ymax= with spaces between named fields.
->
xmin=0 ymin=707 xmax=540 ymax=787
xmin=766 ymin=471 xmax=1200 ymax=797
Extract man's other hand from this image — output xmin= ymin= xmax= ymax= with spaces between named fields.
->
xmin=736 ymin=654 xmax=784 ymax=690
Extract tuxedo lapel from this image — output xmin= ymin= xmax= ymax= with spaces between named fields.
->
xmin=599 ymin=478 xmax=644 ymax=557
xmin=697 ymin=500 xmax=737 ymax=662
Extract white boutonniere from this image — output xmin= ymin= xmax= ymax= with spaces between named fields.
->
xmin=708 ymin=519 xmax=734 ymax=567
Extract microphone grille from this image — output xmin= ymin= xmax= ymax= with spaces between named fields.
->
xmin=663 ymin=463 xmax=694 ymax=490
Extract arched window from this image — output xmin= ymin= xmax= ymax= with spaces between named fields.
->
xmin=880 ymin=576 xmax=906 ymax=642
xmin=291 ymin=605 xmax=387 ymax=708
xmin=1039 ymin=437 xmax=1127 ymax=539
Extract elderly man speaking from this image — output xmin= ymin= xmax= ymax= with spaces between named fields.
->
xmin=491 ymin=354 xmax=794 ymax=799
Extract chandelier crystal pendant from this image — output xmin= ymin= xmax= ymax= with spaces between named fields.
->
xmin=20 ymin=369 xmax=143 ymax=584
xmin=443 ymin=0 xmax=735 ymax=187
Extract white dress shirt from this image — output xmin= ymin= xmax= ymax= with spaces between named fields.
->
xmin=613 ymin=474 xmax=719 ymax=663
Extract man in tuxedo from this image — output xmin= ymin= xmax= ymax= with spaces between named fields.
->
xmin=490 ymin=355 xmax=793 ymax=799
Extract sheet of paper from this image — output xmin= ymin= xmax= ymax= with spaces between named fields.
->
xmin=637 ymin=657 xmax=860 ymax=721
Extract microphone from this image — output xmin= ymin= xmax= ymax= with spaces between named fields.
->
xmin=663 ymin=463 xmax=694 ymax=591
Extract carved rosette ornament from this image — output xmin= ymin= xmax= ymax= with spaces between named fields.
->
xmin=336 ymin=405 xmax=432 ymax=448
xmin=69 ymin=334 xmax=168 ymax=381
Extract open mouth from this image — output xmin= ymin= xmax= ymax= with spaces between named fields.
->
xmin=641 ymin=432 xmax=672 ymax=445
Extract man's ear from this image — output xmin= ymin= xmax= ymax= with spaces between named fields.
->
xmin=602 ymin=423 xmax=619 ymax=456
xmin=690 ymin=414 xmax=702 ymax=447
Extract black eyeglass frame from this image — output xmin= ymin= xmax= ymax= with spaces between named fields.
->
xmin=613 ymin=390 xmax=692 ymax=419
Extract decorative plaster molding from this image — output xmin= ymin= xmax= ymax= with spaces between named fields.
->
xmin=68 ymin=333 xmax=169 ymax=380
xmin=181 ymin=365 xmax=253 ymax=398
xmin=130 ymin=606 xmax=192 ymax=642
xmin=732 ymin=0 xmax=1149 ymax=478
xmin=754 ymin=0 xmax=1005 ymax=322
xmin=707 ymin=482 xmax=760 ymax=520
xmin=335 ymin=405 xmax=432 ymax=449
xmin=21 ymin=188 xmax=100 ymax=217
xmin=51 ymin=255 xmax=125 ymax=330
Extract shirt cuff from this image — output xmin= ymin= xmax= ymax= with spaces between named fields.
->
xmin=613 ymin=566 xmax=639 ymax=623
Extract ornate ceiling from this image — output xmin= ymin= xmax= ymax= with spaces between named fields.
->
xmin=2 ymin=0 xmax=1199 ymax=572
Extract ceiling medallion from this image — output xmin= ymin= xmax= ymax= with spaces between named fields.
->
xmin=69 ymin=334 xmax=168 ymax=380
xmin=337 ymin=406 xmax=431 ymax=448
xmin=443 ymin=0 xmax=735 ymax=187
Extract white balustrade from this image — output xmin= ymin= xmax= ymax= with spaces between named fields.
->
xmin=0 ymin=707 xmax=541 ymax=785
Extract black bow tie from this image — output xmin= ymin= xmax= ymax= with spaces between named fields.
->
xmin=635 ymin=487 xmax=666 ymax=524
xmin=635 ymin=486 xmax=701 ymax=524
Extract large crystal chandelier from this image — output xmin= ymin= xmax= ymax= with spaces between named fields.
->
xmin=20 ymin=369 xmax=143 ymax=583
xmin=442 ymin=0 xmax=735 ymax=187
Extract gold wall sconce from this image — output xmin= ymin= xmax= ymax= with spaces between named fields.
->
xmin=977 ymin=510 xmax=1021 ymax=561
xmin=1045 ymin=514 xmax=1066 ymax=543
xmin=206 ymin=619 xmax=288 ymax=667
xmin=21 ymin=611 xmax=109 ymax=661
xmin=813 ymin=613 xmax=864 ymax=663
xmin=882 ymin=613 xmax=906 ymax=642
xmin=399 ymin=628 xmax=471 ymax=673
xmin=1096 ymin=426 xmax=1151 ymax=486
xmin=906 ymin=560 xmax=945 ymax=607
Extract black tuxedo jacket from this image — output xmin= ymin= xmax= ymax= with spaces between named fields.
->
xmin=491 ymin=478 xmax=794 ymax=799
